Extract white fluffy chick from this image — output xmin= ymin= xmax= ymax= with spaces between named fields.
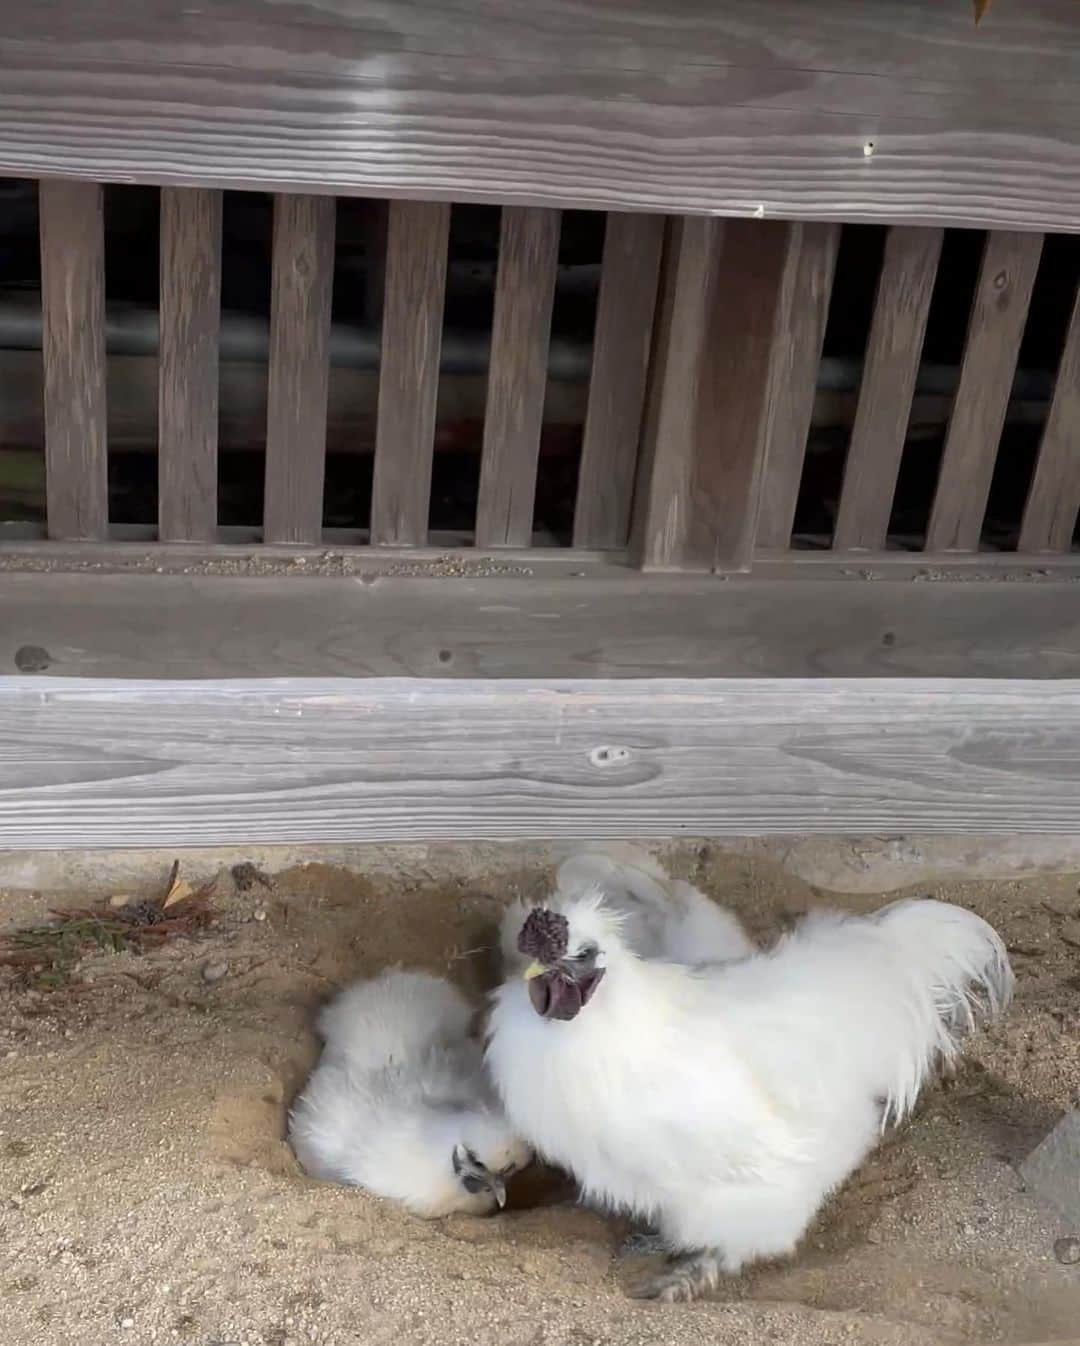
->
xmin=487 ymin=890 xmax=1012 ymax=1301
xmin=499 ymin=843 xmax=754 ymax=973
xmin=289 ymin=969 xmax=531 ymax=1218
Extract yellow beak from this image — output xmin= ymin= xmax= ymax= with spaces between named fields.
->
xmin=523 ymin=960 xmax=547 ymax=981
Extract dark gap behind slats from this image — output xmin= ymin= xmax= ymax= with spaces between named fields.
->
xmin=430 ymin=204 xmax=499 ymax=534
xmin=534 ymin=208 xmax=604 ymax=546
xmin=0 ymin=179 xmax=43 ymax=525
xmin=886 ymin=228 xmax=983 ymax=549
xmin=217 ymin=191 xmax=273 ymax=528
xmin=792 ymin=224 xmax=885 ymax=545
xmin=989 ymin=233 xmax=1080 ymax=551
xmin=105 ymin=185 xmax=159 ymax=526
xmin=323 ymin=197 xmax=380 ymax=530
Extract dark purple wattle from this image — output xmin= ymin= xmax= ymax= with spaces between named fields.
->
xmin=528 ymin=967 xmax=605 ymax=1021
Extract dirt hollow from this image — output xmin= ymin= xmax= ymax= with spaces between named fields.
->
xmin=1 ymin=844 xmax=1079 ymax=1346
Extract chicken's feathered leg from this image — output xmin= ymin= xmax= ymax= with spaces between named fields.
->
xmin=620 ymin=1230 xmax=669 ymax=1257
xmin=634 ymin=1250 xmax=723 ymax=1304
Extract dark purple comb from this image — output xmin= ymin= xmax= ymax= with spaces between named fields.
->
xmin=517 ymin=908 xmax=569 ymax=965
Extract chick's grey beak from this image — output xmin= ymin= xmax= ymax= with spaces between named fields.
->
xmin=491 ymin=1177 xmax=507 ymax=1209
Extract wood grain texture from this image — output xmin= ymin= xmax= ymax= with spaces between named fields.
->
xmin=263 ymin=194 xmax=336 ymax=545
xmin=3 ymin=674 xmax=1080 ymax=847
xmin=755 ymin=223 xmax=841 ymax=551
xmin=158 ymin=187 xmax=222 ymax=543
xmin=1019 ymin=280 xmax=1080 ymax=554
xmin=634 ymin=218 xmax=793 ymax=572
xmin=4 ymin=3 xmax=1080 ymax=230
xmin=370 ymin=200 xmax=450 ymax=546
xmin=925 ymin=231 xmax=1044 ymax=554
xmin=833 ymin=226 xmax=943 ymax=552
xmin=7 ymin=569 xmax=1080 ymax=682
xmin=38 ymin=179 xmax=108 ymax=542
xmin=476 ymin=207 xmax=561 ymax=548
xmin=632 ymin=217 xmax=712 ymax=570
xmin=573 ymin=213 xmax=665 ymax=549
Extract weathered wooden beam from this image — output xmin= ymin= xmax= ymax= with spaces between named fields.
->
xmin=4 ymin=569 xmax=1080 ymax=682
xmin=633 ymin=218 xmax=792 ymax=573
xmin=833 ymin=226 xmax=943 ymax=552
xmin=158 ymin=187 xmax=222 ymax=543
xmin=925 ymin=230 xmax=1043 ymax=554
xmin=370 ymin=200 xmax=451 ymax=546
xmin=754 ymin=223 xmax=841 ymax=552
xmin=3 ymin=3 xmax=1080 ymax=231
xmin=38 ymin=179 xmax=108 ymax=542
xmin=573 ymin=213 xmax=665 ymax=550
xmin=2 ymin=674 xmax=1080 ymax=847
xmin=263 ymin=193 xmax=336 ymax=545
xmin=476 ymin=206 xmax=561 ymax=548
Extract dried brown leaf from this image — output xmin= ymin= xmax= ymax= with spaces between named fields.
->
xmin=163 ymin=879 xmax=194 ymax=910
xmin=163 ymin=859 xmax=194 ymax=909
xmin=973 ymin=0 xmax=993 ymax=22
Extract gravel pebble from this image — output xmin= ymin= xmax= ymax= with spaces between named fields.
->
xmin=1054 ymin=1236 xmax=1080 ymax=1265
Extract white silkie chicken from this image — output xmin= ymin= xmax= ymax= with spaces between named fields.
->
xmin=499 ymin=843 xmax=755 ymax=972
xmin=289 ymin=969 xmax=531 ymax=1217
xmin=487 ymin=884 xmax=1012 ymax=1302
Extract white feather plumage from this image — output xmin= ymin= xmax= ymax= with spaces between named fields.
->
xmin=289 ymin=970 xmax=531 ymax=1218
xmin=499 ymin=843 xmax=755 ymax=972
xmin=487 ymin=880 xmax=1012 ymax=1300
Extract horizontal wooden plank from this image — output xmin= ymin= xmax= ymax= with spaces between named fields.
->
xmin=3 ymin=570 xmax=1080 ymax=682
xmin=2 ymin=675 xmax=1080 ymax=846
xmin=2 ymin=3 xmax=1080 ymax=229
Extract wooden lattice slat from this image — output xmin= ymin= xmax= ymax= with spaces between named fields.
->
xmin=634 ymin=217 xmax=792 ymax=572
xmin=262 ymin=193 xmax=336 ymax=546
xmin=925 ymin=230 xmax=1043 ymax=553
xmin=475 ymin=206 xmax=561 ymax=548
xmin=39 ymin=179 xmax=108 ymax=541
xmin=370 ymin=200 xmax=451 ymax=547
xmin=1019 ymin=278 xmax=1080 ymax=553
xmin=158 ymin=187 xmax=222 ymax=543
xmin=572 ymin=212 xmax=665 ymax=550
xmin=832 ymin=226 xmax=943 ymax=551
xmin=755 ymin=222 xmax=841 ymax=552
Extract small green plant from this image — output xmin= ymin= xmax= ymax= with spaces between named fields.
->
xmin=0 ymin=865 xmax=213 ymax=989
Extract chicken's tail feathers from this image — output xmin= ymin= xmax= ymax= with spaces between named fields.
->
xmin=555 ymin=843 xmax=673 ymax=908
xmin=873 ymin=898 xmax=1013 ymax=1121
xmin=555 ymin=844 xmax=756 ymax=964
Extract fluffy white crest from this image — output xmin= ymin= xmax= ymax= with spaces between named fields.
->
xmin=499 ymin=842 xmax=755 ymax=974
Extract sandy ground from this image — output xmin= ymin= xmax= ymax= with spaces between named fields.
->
xmin=1 ymin=843 xmax=1078 ymax=1346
